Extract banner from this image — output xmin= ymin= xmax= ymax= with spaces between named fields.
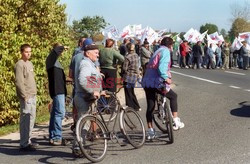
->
xmin=102 ymin=25 xmax=120 ymax=40
xmin=231 ymin=37 xmax=243 ymax=51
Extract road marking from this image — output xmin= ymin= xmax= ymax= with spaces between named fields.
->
xmin=244 ymin=89 xmax=250 ymax=92
xmin=229 ymin=85 xmax=241 ymax=89
xmin=225 ymin=71 xmax=245 ymax=76
xmin=171 ymin=71 xmax=222 ymax=84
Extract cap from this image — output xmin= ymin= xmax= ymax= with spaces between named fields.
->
xmin=82 ymin=38 xmax=93 ymax=50
xmin=84 ymin=44 xmax=99 ymax=51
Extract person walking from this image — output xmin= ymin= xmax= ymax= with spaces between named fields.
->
xmin=222 ymin=42 xmax=230 ymax=69
xmin=122 ymin=43 xmax=141 ymax=111
xmin=192 ymin=41 xmax=203 ymax=69
xmin=46 ymin=43 xmax=68 ymax=146
xmin=15 ymin=44 xmax=38 ymax=151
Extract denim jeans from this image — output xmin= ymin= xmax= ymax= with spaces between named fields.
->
xmin=49 ymin=94 xmax=65 ymax=140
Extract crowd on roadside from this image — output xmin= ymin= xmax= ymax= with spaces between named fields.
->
xmin=14 ymin=36 xmax=186 ymax=156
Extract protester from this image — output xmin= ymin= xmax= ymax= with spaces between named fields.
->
xmin=207 ymin=44 xmax=215 ymax=69
xmin=240 ymin=41 xmax=249 ymax=70
xmin=15 ymin=44 xmax=38 ymax=151
xmin=140 ymin=39 xmax=152 ymax=75
xmin=142 ymin=37 xmax=184 ymax=140
xmin=122 ymin=43 xmax=141 ymax=111
xmin=222 ymin=42 xmax=230 ymax=69
xmin=179 ymin=40 xmax=188 ymax=68
xmin=119 ymin=38 xmax=130 ymax=56
xmin=99 ymin=39 xmax=124 ymax=92
xmin=46 ymin=43 xmax=67 ymax=146
xmin=215 ymin=42 xmax=222 ymax=68
xmin=192 ymin=41 xmax=203 ymax=69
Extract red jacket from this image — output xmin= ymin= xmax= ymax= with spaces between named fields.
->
xmin=180 ymin=43 xmax=188 ymax=57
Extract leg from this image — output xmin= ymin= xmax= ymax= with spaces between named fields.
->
xmin=144 ymin=88 xmax=156 ymax=128
xmin=124 ymin=82 xmax=140 ymax=110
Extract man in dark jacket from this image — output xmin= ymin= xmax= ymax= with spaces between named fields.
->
xmin=192 ymin=41 xmax=203 ymax=69
xmin=46 ymin=44 xmax=67 ymax=145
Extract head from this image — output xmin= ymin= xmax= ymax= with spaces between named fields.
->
xmin=78 ymin=37 xmax=86 ymax=47
xmin=160 ymin=37 xmax=174 ymax=50
xmin=143 ymin=40 xmax=149 ymax=49
xmin=105 ymin=39 xmax=114 ymax=48
xmin=209 ymin=43 xmax=213 ymax=48
xmin=242 ymin=41 xmax=247 ymax=46
xmin=20 ymin=44 xmax=31 ymax=61
xmin=123 ymin=38 xmax=130 ymax=44
xmin=126 ymin=43 xmax=135 ymax=53
xmin=84 ymin=45 xmax=99 ymax=62
xmin=197 ymin=41 xmax=201 ymax=45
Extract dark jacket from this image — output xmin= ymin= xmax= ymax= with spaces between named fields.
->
xmin=46 ymin=46 xmax=67 ymax=98
xmin=192 ymin=44 xmax=202 ymax=57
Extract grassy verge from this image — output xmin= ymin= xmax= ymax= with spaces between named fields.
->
xmin=0 ymin=104 xmax=50 ymax=137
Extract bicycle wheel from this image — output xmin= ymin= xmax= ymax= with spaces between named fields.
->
xmin=153 ymin=102 xmax=174 ymax=143
xmin=76 ymin=114 xmax=108 ymax=163
xmin=153 ymin=101 xmax=168 ymax=133
xmin=97 ymin=95 xmax=118 ymax=122
xmin=120 ymin=107 xmax=146 ymax=148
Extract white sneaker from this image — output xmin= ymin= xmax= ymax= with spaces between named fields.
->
xmin=173 ymin=117 xmax=185 ymax=130
xmin=147 ymin=128 xmax=155 ymax=140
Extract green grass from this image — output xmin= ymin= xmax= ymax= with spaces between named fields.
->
xmin=0 ymin=104 xmax=51 ymax=137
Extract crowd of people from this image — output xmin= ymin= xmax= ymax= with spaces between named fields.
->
xmin=177 ymin=40 xmax=250 ymax=70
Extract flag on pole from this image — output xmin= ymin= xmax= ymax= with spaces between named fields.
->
xmin=231 ymin=37 xmax=243 ymax=51
xmin=102 ymin=25 xmax=120 ymax=40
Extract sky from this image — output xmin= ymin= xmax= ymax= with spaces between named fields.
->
xmin=59 ymin=0 xmax=244 ymax=33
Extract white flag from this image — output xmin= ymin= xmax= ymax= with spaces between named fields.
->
xmin=231 ymin=37 xmax=243 ymax=51
xmin=102 ymin=25 xmax=120 ymax=40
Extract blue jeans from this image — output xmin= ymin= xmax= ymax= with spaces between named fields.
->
xmin=49 ymin=94 xmax=65 ymax=140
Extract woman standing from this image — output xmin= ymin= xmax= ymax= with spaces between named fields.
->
xmin=122 ymin=43 xmax=141 ymax=111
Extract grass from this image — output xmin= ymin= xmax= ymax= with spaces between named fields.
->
xmin=0 ymin=104 xmax=51 ymax=137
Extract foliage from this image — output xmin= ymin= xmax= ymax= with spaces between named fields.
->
xmin=0 ymin=0 xmax=75 ymax=127
xmin=228 ymin=18 xmax=250 ymax=41
xmin=199 ymin=23 xmax=218 ymax=34
xmin=72 ymin=16 xmax=109 ymax=38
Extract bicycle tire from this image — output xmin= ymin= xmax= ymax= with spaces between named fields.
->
xmin=97 ymin=95 xmax=118 ymax=122
xmin=76 ymin=114 xmax=108 ymax=163
xmin=165 ymin=103 xmax=174 ymax=143
xmin=120 ymin=107 xmax=146 ymax=149
xmin=153 ymin=101 xmax=168 ymax=133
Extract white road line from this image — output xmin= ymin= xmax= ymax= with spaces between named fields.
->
xmin=244 ymin=89 xmax=250 ymax=92
xmin=229 ymin=85 xmax=241 ymax=89
xmin=225 ymin=71 xmax=245 ymax=76
xmin=171 ymin=71 xmax=222 ymax=84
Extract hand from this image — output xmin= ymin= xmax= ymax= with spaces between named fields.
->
xmin=165 ymin=78 xmax=172 ymax=84
xmin=64 ymin=46 xmax=69 ymax=50
xmin=93 ymin=91 xmax=100 ymax=99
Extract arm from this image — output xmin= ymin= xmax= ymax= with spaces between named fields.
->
xmin=158 ymin=49 xmax=170 ymax=80
xmin=46 ymin=46 xmax=65 ymax=70
xmin=15 ymin=63 xmax=26 ymax=99
xmin=122 ymin=57 xmax=129 ymax=73
xmin=141 ymin=47 xmax=151 ymax=59
xmin=114 ymin=50 xmax=125 ymax=64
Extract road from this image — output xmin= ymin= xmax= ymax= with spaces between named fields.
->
xmin=1 ymin=67 xmax=250 ymax=164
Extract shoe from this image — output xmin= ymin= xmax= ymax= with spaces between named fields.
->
xmin=147 ymin=128 xmax=155 ymax=140
xmin=49 ymin=139 xmax=62 ymax=146
xmin=135 ymin=108 xmax=141 ymax=112
xmin=19 ymin=143 xmax=38 ymax=151
xmin=72 ymin=147 xmax=84 ymax=158
xmin=173 ymin=117 xmax=185 ymax=131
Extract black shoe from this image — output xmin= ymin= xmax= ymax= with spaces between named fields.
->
xmin=19 ymin=143 xmax=38 ymax=151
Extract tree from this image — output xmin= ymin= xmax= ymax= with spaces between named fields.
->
xmin=229 ymin=1 xmax=250 ymax=41
xmin=0 ymin=0 xmax=75 ymax=126
xmin=228 ymin=18 xmax=250 ymax=41
xmin=72 ymin=16 xmax=109 ymax=38
xmin=200 ymin=23 xmax=218 ymax=34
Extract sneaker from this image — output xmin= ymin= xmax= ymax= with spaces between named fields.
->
xmin=173 ymin=117 xmax=185 ymax=130
xmin=19 ymin=143 xmax=38 ymax=151
xmin=72 ymin=147 xmax=84 ymax=158
xmin=49 ymin=139 xmax=62 ymax=146
xmin=147 ymin=128 xmax=155 ymax=140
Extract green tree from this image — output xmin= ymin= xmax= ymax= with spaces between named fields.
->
xmin=200 ymin=23 xmax=218 ymax=34
xmin=0 ymin=0 xmax=74 ymax=126
xmin=72 ymin=16 xmax=109 ymax=38
xmin=228 ymin=18 xmax=250 ymax=41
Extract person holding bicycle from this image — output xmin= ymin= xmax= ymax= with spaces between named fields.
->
xmin=142 ymin=37 xmax=184 ymax=140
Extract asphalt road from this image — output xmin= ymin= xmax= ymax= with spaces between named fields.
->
xmin=0 ymin=67 xmax=250 ymax=164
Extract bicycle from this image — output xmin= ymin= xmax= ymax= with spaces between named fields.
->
xmin=75 ymin=89 xmax=146 ymax=163
xmin=152 ymin=92 xmax=174 ymax=144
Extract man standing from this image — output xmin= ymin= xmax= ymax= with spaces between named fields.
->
xmin=46 ymin=43 xmax=67 ymax=145
xmin=179 ymin=40 xmax=188 ymax=68
xmin=15 ymin=44 xmax=38 ymax=151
